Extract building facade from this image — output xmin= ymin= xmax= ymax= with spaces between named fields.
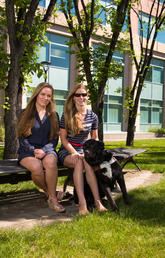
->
xmin=1 ymin=0 xmax=165 ymax=139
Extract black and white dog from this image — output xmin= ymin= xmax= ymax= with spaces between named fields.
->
xmin=83 ymin=139 xmax=130 ymax=211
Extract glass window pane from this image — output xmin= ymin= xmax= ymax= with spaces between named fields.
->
xmin=39 ymin=0 xmax=46 ymax=7
xmin=152 ymin=108 xmax=162 ymax=124
xmin=50 ymin=44 xmax=70 ymax=68
xmin=153 ymin=67 xmax=163 ymax=84
xmin=140 ymin=107 xmax=150 ymax=123
xmin=55 ymin=99 xmax=66 ymax=119
xmin=109 ymin=104 xmax=122 ymax=123
xmin=37 ymin=43 xmax=49 ymax=63
xmin=103 ymin=103 xmax=107 ymax=122
xmin=49 ymin=67 xmax=69 ymax=90
xmin=139 ymin=12 xmax=155 ymax=40
xmin=145 ymin=68 xmax=152 ymax=82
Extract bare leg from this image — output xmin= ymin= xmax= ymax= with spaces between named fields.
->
xmin=20 ymin=157 xmax=47 ymax=193
xmin=64 ymin=155 xmax=89 ymax=215
xmin=42 ymin=154 xmax=58 ymax=201
xmin=83 ymin=159 xmax=107 ymax=212
xmin=43 ymin=154 xmax=65 ymax=211
xmin=20 ymin=155 xmax=65 ymax=212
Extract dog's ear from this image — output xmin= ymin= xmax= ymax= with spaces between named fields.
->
xmin=99 ymin=141 xmax=105 ymax=150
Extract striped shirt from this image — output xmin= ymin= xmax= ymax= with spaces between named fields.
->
xmin=58 ymin=109 xmax=98 ymax=164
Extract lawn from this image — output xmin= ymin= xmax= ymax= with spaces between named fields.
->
xmin=0 ymin=179 xmax=165 ymax=257
xmin=0 ymin=139 xmax=165 ymax=257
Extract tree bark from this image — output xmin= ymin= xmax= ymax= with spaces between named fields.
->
xmin=126 ymin=114 xmax=136 ymax=146
xmin=3 ymin=64 xmax=20 ymax=159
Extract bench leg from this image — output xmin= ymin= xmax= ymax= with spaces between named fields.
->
xmin=63 ymin=174 xmax=74 ymax=192
xmin=121 ymin=157 xmax=141 ymax=171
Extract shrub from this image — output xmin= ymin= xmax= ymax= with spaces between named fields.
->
xmin=148 ymin=127 xmax=165 ymax=134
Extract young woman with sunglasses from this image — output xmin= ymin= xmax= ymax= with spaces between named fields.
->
xmin=58 ymin=83 xmax=107 ymax=215
xmin=17 ymin=82 xmax=65 ymax=213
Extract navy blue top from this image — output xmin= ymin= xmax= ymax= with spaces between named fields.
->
xmin=18 ymin=111 xmax=59 ymax=161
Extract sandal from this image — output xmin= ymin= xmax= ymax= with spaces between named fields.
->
xmin=48 ymin=199 xmax=66 ymax=213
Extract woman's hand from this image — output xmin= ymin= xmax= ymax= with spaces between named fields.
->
xmin=71 ymin=153 xmax=83 ymax=164
xmin=34 ymin=149 xmax=46 ymax=159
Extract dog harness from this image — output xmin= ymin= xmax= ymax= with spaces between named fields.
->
xmin=100 ymin=157 xmax=116 ymax=179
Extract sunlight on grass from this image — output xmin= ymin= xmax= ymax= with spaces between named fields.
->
xmin=0 ymin=179 xmax=165 ymax=257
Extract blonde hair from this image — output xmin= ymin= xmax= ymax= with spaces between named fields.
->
xmin=64 ymin=83 xmax=88 ymax=135
xmin=18 ymin=82 xmax=59 ymax=140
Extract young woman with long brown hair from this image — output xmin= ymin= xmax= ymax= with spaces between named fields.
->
xmin=58 ymin=83 xmax=107 ymax=215
xmin=17 ymin=82 xmax=65 ymax=213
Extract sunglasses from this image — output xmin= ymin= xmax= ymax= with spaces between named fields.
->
xmin=74 ymin=93 xmax=87 ymax=97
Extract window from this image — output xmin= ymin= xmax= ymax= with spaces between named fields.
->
xmin=140 ymin=58 xmax=164 ymax=131
xmin=54 ymin=90 xmax=68 ymax=119
xmin=33 ymin=33 xmax=70 ymax=90
xmin=98 ymin=0 xmax=113 ymax=26
xmin=28 ymin=33 xmax=70 ymax=113
xmin=138 ymin=12 xmax=165 ymax=44
xmin=39 ymin=0 xmax=46 ymax=7
xmin=103 ymin=52 xmax=124 ymax=132
xmin=98 ymin=0 xmax=127 ymax=31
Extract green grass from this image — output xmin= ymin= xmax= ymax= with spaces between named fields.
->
xmin=0 ymin=179 xmax=165 ymax=257
xmin=0 ymin=139 xmax=165 ymax=257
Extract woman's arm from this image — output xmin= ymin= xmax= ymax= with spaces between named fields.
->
xmin=90 ymin=129 xmax=98 ymax=140
xmin=60 ymin=128 xmax=78 ymax=154
xmin=42 ymin=138 xmax=59 ymax=154
xmin=19 ymin=138 xmax=35 ymax=154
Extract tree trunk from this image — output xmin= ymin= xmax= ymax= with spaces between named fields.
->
xmin=92 ymin=94 xmax=104 ymax=142
xmin=16 ymin=79 xmax=23 ymax=117
xmin=98 ymin=113 xmax=103 ymax=142
xmin=3 ymin=66 xmax=20 ymax=159
xmin=126 ymin=113 xmax=136 ymax=146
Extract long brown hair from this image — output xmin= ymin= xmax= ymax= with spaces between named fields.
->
xmin=18 ymin=82 xmax=59 ymax=140
xmin=64 ymin=83 xmax=88 ymax=135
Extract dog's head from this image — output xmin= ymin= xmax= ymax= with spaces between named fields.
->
xmin=83 ymin=139 xmax=113 ymax=166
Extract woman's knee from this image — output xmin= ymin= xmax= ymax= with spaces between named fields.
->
xmin=20 ymin=158 xmax=43 ymax=176
xmin=43 ymin=154 xmax=58 ymax=170
xmin=31 ymin=164 xmax=44 ymax=177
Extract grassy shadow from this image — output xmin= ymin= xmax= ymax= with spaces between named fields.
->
xmin=116 ymin=178 xmax=165 ymax=226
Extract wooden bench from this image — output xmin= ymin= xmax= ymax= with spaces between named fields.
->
xmin=0 ymin=148 xmax=146 ymax=186
xmin=0 ymin=160 xmax=73 ymax=192
xmin=0 ymin=148 xmax=146 ymax=204
xmin=110 ymin=148 xmax=146 ymax=171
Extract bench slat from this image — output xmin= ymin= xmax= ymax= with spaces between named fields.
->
xmin=0 ymin=159 xmax=73 ymax=185
xmin=0 ymin=148 xmax=146 ymax=185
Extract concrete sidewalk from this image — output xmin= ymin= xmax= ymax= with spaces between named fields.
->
xmin=0 ymin=170 xmax=163 ymax=230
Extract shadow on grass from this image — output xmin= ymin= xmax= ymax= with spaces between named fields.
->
xmin=115 ymin=180 xmax=165 ymax=226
